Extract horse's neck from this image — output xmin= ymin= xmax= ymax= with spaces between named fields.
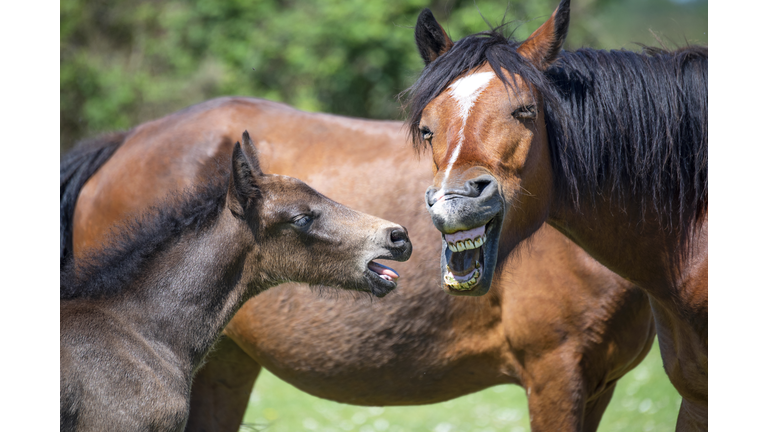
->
xmin=547 ymin=193 xmax=705 ymax=302
xmin=114 ymin=213 xmax=255 ymax=374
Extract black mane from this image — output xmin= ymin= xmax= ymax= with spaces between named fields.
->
xmin=60 ymin=165 xmax=229 ymax=300
xmin=404 ymin=29 xmax=707 ymax=236
xmin=60 ymin=131 xmax=129 ymax=266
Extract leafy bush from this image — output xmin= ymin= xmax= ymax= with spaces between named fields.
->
xmin=60 ymin=0 xmax=706 ymax=152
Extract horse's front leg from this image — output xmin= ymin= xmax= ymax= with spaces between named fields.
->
xmin=675 ymin=398 xmax=708 ymax=432
xmin=185 ymin=335 xmax=262 ymax=432
xmin=581 ymin=381 xmax=617 ymax=432
xmin=522 ymin=348 xmax=590 ymax=432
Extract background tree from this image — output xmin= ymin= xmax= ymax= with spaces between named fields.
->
xmin=60 ymin=0 xmax=707 ymax=153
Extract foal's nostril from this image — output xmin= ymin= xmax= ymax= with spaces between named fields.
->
xmin=389 ymin=227 xmax=409 ymax=246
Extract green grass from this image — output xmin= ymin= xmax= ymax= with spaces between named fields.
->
xmin=241 ymin=339 xmax=681 ymax=431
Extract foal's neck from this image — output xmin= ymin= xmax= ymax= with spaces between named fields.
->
xmin=115 ymin=210 xmax=260 ymax=375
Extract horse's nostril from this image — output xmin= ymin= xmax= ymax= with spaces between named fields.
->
xmin=470 ymin=178 xmax=492 ymax=195
xmin=425 ymin=187 xmax=440 ymax=207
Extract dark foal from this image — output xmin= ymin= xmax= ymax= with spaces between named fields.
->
xmin=409 ymin=1 xmax=706 ymax=430
xmin=60 ymin=133 xmax=411 ymax=431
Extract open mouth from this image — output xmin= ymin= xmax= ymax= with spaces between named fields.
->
xmin=364 ymin=260 xmax=400 ymax=297
xmin=443 ymin=225 xmax=486 ymax=291
xmin=439 ymin=217 xmax=501 ymax=296
xmin=367 ymin=261 xmax=400 ymax=284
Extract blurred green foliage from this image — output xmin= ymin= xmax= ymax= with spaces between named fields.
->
xmin=60 ymin=0 xmax=706 ymax=152
xmin=240 ymin=340 xmax=682 ymax=431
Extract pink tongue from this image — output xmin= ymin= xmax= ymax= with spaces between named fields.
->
xmin=368 ymin=262 xmax=400 ymax=281
xmin=444 ymin=225 xmax=486 ymax=243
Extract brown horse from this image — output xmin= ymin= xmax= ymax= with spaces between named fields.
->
xmin=408 ymin=1 xmax=706 ymax=430
xmin=60 ymin=132 xmax=411 ymax=431
xmin=61 ymin=97 xmax=655 ymax=431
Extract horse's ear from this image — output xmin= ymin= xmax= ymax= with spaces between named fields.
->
xmin=228 ymin=131 xmax=263 ymax=218
xmin=517 ymin=0 xmax=570 ymax=70
xmin=415 ymin=8 xmax=454 ymax=66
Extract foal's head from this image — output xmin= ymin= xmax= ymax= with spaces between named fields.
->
xmin=228 ymin=131 xmax=412 ymax=298
xmin=408 ymin=2 xmax=569 ymax=296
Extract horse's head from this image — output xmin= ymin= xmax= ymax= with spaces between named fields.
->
xmin=227 ymin=131 xmax=412 ymax=298
xmin=410 ymin=1 xmax=569 ymax=296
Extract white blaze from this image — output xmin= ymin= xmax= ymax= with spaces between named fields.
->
xmin=439 ymin=71 xmax=495 ymax=191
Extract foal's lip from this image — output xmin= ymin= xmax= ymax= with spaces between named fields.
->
xmin=367 ymin=261 xmax=400 ymax=282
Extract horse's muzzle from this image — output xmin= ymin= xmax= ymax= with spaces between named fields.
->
xmin=425 ymin=173 xmax=501 ymax=233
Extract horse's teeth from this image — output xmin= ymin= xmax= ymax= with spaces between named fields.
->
xmin=469 ymin=277 xmax=477 ymax=285
xmin=446 ymin=231 xmax=489 ymax=253
xmin=475 ymin=261 xmax=481 ymax=269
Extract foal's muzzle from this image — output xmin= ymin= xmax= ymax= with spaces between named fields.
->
xmin=376 ymin=226 xmax=412 ymax=262
xmin=364 ymin=224 xmax=412 ymax=298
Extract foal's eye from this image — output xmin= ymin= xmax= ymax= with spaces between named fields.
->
xmin=512 ymin=105 xmax=537 ymax=120
xmin=292 ymin=214 xmax=312 ymax=228
xmin=420 ymin=127 xmax=434 ymax=141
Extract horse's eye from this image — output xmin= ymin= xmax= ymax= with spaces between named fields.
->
xmin=420 ymin=127 xmax=434 ymax=141
xmin=292 ymin=214 xmax=312 ymax=228
xmin=512 ymin=105 xmax=537 ymax=120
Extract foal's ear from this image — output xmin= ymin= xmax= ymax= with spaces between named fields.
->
xmin=517 ymin=0 xmax=570 ymax=70
xmin=238 ymin=130 xmax=263 ymax=176
xmin=415 ymin=8 xmax=454 ymax=66
xmin=228 ymin=131 xmax=263 ymax=218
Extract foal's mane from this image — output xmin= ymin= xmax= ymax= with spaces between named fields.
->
xmin=404 ymin=29 xmax=708 ymax=237
xmin=60 ymin=164 xmax=230 ymax=300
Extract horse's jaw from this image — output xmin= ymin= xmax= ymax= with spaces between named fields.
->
xmin=427 ymin=185 xmax=504 ymax=296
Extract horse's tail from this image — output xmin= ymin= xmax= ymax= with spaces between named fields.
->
xmin=60 ymin=131 xmax=129 ymax=267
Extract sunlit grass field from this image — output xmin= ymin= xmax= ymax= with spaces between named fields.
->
xmin=241 ymin=339 xmax=680 ymax=431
